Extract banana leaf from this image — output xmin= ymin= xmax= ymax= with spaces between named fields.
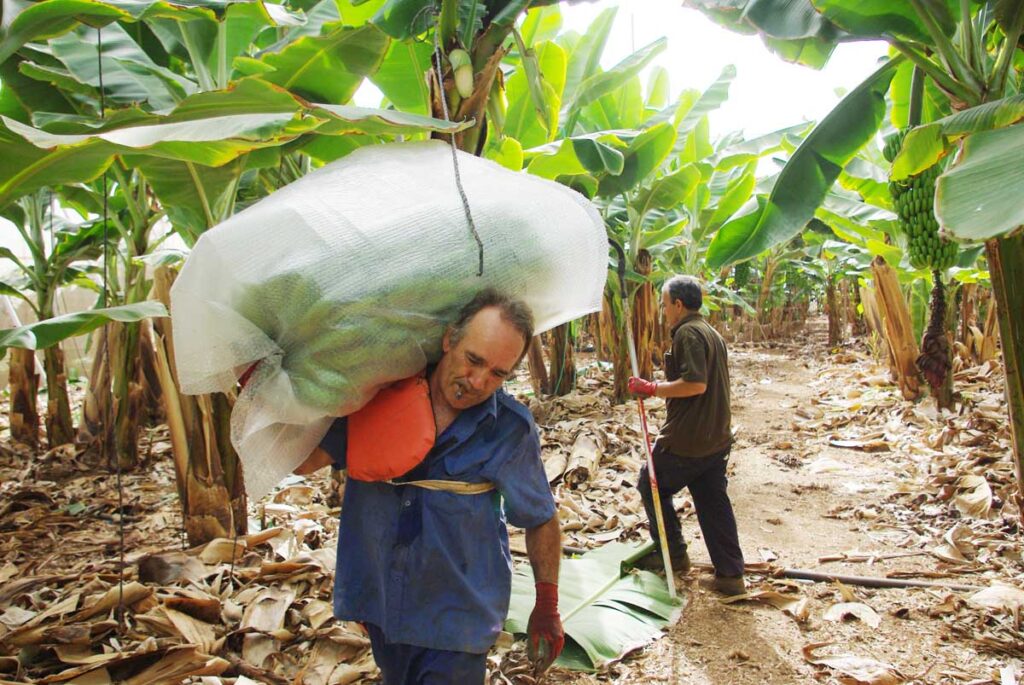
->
xmin=0 ymin=86 xmax=469 ymax=209
xmin=704 ymin=57 xmax=900 ymax=269
xmin=682 ymin=0 xmax=845 ymax=68
xmin=520 ymin=4 xmax=562 ymax=47
xmin=812 ymin=0 xmax=958 ymax=43
xmin=0 ymin=124 xmax=114 ymax=212
xmin=145 ymin=2 xmax=284 ymax=91
xmin=675 ymin=64 xmax=736 ymax=136
xmin=234 ymin=23 xmax=389 ymax=104
xmin=891 ymin=94 xmax=1024 ymax=179
xmin=597 ymin=122 xmax=676 ymax=198
xmin=571 ymin=37 xmax=666 ymax=111
xmin=369 ymin=39 xmax=433 ymax=116
xmin=505 ymin=541 xmax=683 ymax=672
xmin=935 ymin=123 xmax=1024 ymax=241
xmin=0 ymin=0 xmax=132 ymax=64
xmin=0 ymin=301 xmax=167 ymax=355
xmin=47 ymin=23 xmax=196 ymax=112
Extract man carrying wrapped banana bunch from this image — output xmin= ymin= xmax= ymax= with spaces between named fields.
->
xmin=295 ymin=289 xmax=564 ymax=684
xmin=170 ymin=141 xmax=611 ymax=683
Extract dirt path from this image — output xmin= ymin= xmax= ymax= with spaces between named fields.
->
xmin=1 ymin=320 xmax=1019 ymax=685
xmin=548 ymin=320 xmax=1021 ymax=685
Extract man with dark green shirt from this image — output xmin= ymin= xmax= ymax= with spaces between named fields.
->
xmin=627 ymin=275 xmax=745 ymax=595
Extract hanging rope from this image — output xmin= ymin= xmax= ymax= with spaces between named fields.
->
xmin=96 ymin=26 xmax=126 ymax=630
xmin=425 ymin=4 xmax=484 ymax=276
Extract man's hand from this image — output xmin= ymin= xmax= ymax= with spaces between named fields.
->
xmin=627 ymin=376 xmax=658 ymax=398
xmin=527 ymin=581 xmax=564 ymax=674
xmin=294 ymin=447 xmax=332 ymax=475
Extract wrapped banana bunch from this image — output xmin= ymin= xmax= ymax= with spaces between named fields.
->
xmin=171 ymin=141 xmax=607 ymax=499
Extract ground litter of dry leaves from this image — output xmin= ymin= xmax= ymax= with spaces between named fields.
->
xmin=0 ymin=320 xmax=1021 ymax=685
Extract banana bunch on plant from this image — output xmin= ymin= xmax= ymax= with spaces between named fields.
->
xmin=883 ymin=130 xmax=958 ymax=272
xmin=732 ymin=260 xmax=751 ymax=290
xmin=884 ymin=129 xmax=955 ymax=392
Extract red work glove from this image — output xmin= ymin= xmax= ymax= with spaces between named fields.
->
xmin=627 ymin=376 xmax=658 ymax=398
xmin=527 ymin=581 xmax=564 ymax=673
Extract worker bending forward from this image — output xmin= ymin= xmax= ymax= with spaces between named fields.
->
xmin=300 ymin=289 xmax=563 ymax=683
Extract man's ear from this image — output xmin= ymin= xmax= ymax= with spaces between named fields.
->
xmin=442 ymin=328 xmax=452 ymax=353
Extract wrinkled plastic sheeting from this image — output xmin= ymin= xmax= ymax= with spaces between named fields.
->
xmin=171 ymin=141 xmax=607 ymax=499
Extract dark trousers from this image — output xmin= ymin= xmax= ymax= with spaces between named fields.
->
xmin=636 ymin=445 xmax=745 ymax=577
xmin=365 ymin=624 xmax=487 ymax=684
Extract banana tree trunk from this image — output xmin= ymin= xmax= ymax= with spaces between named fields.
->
xmin=548 ymin=323 xmax=576 ymax=396
xmin=597 ymin=305 xmax=613 ymax=362
xmin=42 ymin=346 xmax=74 ymax=447
xmin=979 ymin=293 xmax=999 ymax=363
xmin=79 ymin=325 xmax=109 ymax=445
xmin=986 ymin=233 xmax=1024 ymax=509
xmin=843 ymin=280 xmax=862 ymax=336
xmin=138 ymin=318 xmax=164 ymax=425
xmin=153 ymin=266 xmax=246 ymax=545
xmin=826 ymin=275 xmax=842 ymax=346
xmin=959 ymin=283 xmax=977 ymax=345
xmin=871 ymin=257 xmax=922 ymax=401
xmin=108 ymin=321 xmax=145 ymax=470
xmin=860 ymin=285 xmax=899 ymax=373
xmin=601 ymin=291 xmax=630 ymax=404
xmin=8 ymin=348 xmax=40 ymax=446
xmin=525 ymin=336 xmax=549 ymax=397
xmin=632 ymin=250 xmax=655 ymax=380
xmin=756 ymin=258 xmax=778 ymax=326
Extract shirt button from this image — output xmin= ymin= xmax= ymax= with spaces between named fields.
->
xmin=403 ymin=500 xmax=411 ymax=507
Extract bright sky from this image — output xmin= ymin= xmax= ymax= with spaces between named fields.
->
xmin=557 ymin=0 xmax=889 ymax=139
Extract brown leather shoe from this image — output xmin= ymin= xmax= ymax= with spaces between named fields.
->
xmin=698 ymin=574 xmax=746 ymax=596
xmin=633 ymin=549 xmax=691 ymax=575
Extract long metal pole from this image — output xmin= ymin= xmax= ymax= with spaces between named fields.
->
xmin=610 ymin=241 xmax=676 ymax=598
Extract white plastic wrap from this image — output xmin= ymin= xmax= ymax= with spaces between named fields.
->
xmin=171 ymin=141 xmax=607 ymax=500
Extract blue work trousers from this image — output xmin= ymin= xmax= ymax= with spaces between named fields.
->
xmin=365 ymin=623 xmax=488 ymax=684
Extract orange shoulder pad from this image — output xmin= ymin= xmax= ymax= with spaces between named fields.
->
xmin=347 ymin=373 xmax=435 ymax=481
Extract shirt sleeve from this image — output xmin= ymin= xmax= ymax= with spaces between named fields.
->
xmin=674 ymin=328 xmax=708 ymax=384
xmin=318 ymin=417 xmax=349 ymax=470
xmin=489 ymin=426 xmax=556 ymax=529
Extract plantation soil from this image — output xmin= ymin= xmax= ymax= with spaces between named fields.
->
xmin=539 ymin=320 xmax=1021 ymax=685
xmin=0 ymin=319 xmax=1019 ymax=684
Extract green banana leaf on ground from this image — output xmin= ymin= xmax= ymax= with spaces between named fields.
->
xmin=506 ymin=541 xmax=683 ymax=672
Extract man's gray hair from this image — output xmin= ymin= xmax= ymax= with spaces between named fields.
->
xmin=449 ymin=288 xmax=535 ymax=355
xmin=663 ymin=275 xmax=703 ymax=311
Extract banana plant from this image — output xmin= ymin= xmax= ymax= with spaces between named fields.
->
xmin=61 ymin=165 xmax=168 ymax=469
xmin=499 ymin=11 xmax=726 ymax=398
xmin=0 ymin=0 xmax=468 ymax=544
xmin=684 ymin=0 xmax=1024 ymax=490
xmin=0 ymin=191 xmax=108 ymax=447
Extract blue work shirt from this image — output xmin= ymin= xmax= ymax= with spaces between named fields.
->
xmin=319 ymin=387 xmax=556 ymax=654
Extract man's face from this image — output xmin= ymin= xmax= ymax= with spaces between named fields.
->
xmin=661 ymin=288 xmax=686 ymax=329
xmin=437 ymin=307 xmax=525 ymax=411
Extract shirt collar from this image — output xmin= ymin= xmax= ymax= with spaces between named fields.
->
xmin=471 ymin=390 xmax=499 ymax=424
xmin=439 ymin=388 xmax=499 ymax=445
xmin=671 ymin=311 xmax=703 ymax=335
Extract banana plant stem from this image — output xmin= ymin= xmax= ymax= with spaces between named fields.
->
xmin=908 ymin=0 xmax=983 ymax=95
